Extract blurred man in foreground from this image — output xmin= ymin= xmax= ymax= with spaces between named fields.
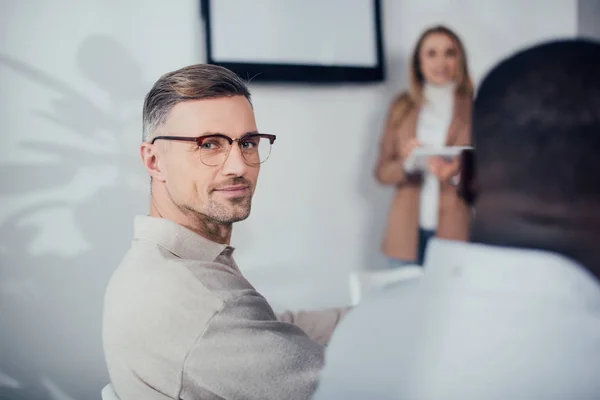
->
xmin=315 ymin=38 xmax=600 ymax=400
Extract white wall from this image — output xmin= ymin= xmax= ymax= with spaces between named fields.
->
xmin=0 ymin=0 xmax=576 ymax=398
xmin=578 ymin=0 xmax=600 ymax=39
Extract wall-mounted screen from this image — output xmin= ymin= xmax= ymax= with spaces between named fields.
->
xmin=200 ymin=0 xmax=385 ymax=83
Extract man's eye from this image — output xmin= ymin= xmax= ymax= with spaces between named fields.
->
xmin=200 ymin=140 xmax=220 ymax=149
xmin=241 ymin=138 xmax=260 ymax=149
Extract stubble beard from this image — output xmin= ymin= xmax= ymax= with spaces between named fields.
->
xmin=181 ymin=194 xmax=252 ymax=225
xmin=204 ymin=194 xmax=252 ymax=224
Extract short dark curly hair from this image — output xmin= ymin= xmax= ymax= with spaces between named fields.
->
xmin=473 ymin=38 xmax=600 ymax=202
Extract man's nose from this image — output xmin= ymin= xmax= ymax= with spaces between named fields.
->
xmin=221 ymin=143 xmax=249 ymax=176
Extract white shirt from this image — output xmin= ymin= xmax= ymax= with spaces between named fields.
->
xmin=314 ymin=239 xmax=600 ymax=400
xmin=416 ymin=82 xmax=455 ymax=230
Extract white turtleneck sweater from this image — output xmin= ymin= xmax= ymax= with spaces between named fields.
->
xmin=416 ymin=82 xmax=455 ymax=231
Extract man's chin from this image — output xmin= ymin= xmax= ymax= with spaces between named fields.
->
xmin=230 ymin=213 xmax=250 ymax=223
xmin=209 ymin=206 xmax=251 ymax=224
xmin=209 ymin=213 xmax=250 ymax=225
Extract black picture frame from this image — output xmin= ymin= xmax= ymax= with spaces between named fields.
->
xmin=199 ymin=0 xmax=386 ymax=84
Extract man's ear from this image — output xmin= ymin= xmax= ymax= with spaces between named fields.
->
xmin=140 ymin=142 xmax=166 ymax=182
xmin=458 ymin=148 xmax=478 ymax=206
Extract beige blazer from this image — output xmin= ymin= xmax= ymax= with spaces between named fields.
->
xmin=375 ymin=92 xmax=472 ymax=261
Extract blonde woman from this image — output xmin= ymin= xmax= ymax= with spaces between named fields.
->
xmin=376 ymin=25 xmax=474 ymax=267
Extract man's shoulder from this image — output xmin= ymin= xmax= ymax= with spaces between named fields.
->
xmin=348 ymin=278 xmax=421 ymax=324
xmin=325 ymin=277 xmax=424 ymax=355
xmin=104 ymin=240 xmax=262 ymax=344
xmin=103 ymin=240 xmax=267 ymax=395
xmin=314 ymin=278 xmax=424 ymax=399
xmin=111 ymin=239 xmax=255 ymax=303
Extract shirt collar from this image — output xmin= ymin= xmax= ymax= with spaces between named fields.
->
xmin=424 ymin=238 xmax=600 ymax=309
xmin=133 ymin=215 xmax=235 ymax=264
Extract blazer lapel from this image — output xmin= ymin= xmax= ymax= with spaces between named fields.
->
xmin=399 ymin=107 xmax=419 ymax=142
xmin=445 ymin=93 xmax=471 ymax=146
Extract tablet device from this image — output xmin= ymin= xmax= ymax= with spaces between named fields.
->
xmin=403 ymin=146 xmax=473 ymax=173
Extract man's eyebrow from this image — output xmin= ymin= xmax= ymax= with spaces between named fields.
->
xmin=198 ymin=131 xmax=221 ymax=136
xmin=199 ymin=130 xmax=259 ymax=136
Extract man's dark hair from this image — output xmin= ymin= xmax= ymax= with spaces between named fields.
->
xmin=473 ymin=39 xmax=600 ymax=203
xmin=142 ymin=64 xmax=251 ymax=142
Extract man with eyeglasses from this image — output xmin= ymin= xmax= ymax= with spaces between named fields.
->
xmin=102 ymin=64 xmax=348 ymax=400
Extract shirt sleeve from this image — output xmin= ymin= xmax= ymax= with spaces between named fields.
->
xmin=180 ymin=291 xmax=325 ymax=400
xmin=277 ymin=307 xmax=352 ymax=346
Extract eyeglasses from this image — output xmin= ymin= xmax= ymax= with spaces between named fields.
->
xmin=151 ymin=133 xmax=276 ymax=166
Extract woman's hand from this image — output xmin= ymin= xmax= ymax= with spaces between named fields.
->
xmin=428 ymin=156 xmax=461 ymax=182
xmin=401 ymin=138 xmax=421 ymax=161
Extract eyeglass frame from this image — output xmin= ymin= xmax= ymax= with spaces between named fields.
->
xmin=150 ymin=132 xmax=277 ymax=166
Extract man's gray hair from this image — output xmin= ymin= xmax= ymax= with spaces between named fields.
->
xmin=142 ymin=64 xmax=252 ymax=142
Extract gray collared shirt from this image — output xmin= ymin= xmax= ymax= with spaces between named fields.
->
xmin=103 ymin=216 xmax=345 ymax=400
xmin=315 ymin=239 xmax=600 ymax=400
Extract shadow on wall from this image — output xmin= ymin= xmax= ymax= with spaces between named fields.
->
xmin=0 ymin=35 xmax=149 ymax=400
xmin=358 ymin=52 xmax=408 ymax=271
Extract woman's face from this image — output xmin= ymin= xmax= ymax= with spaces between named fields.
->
xmin=419 ymin=33 xmax=459 ymax=86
